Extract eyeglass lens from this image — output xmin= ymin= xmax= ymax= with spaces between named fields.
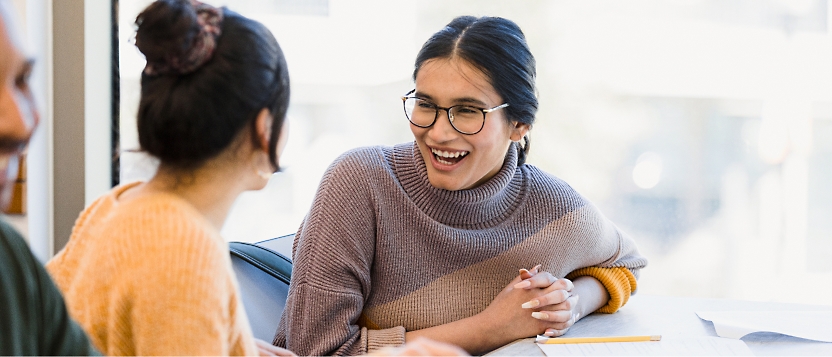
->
xmin=403 ymin=97 xmax=484 ymax=134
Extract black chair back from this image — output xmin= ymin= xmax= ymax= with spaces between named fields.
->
xmin=229 ymin=235 xmax=293 ymax=341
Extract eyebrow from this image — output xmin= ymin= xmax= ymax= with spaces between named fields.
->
xmin=413 ymin=91 xmax=489 ymax=107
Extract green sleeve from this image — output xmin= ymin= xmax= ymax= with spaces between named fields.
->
xmin=0 ymin=220 xmax=100 ymax=356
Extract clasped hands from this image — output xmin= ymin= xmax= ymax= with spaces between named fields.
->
xmin=480 ymin=265 xmax=579 ymax=340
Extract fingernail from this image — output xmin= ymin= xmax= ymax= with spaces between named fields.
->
xmin=514 ymin=280 xmax=531 ymax=289
xmin=521 ymin=299 xmax=540 ymax=309
xmin=519 ymin=268 xmax=529 ymax=275
xmin=532 ymin=264 xmax=542 ymax=273
xmin=532 ymin=312 xmax=549 ymax=320
xmin=544 ymin=330 xmax=555 ymax=337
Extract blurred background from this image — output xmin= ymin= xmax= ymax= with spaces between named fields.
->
xmin=117 ymin=0 xmax=832 ymax=306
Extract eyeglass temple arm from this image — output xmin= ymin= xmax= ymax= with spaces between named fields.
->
xmin=483 ymin=103 xmax=510 ymax=113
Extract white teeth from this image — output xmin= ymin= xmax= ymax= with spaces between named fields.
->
xmin=431 ymin=148 xmax=469 ymax=159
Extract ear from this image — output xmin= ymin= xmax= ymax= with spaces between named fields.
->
xmin=509 ymin=121 xmax=530 ymax=142
xmin=254 ymin=108 xmax=273 ymax=151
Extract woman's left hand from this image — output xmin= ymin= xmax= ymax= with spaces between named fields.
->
xmin=513 ymin=266 xmax=580 ymax=337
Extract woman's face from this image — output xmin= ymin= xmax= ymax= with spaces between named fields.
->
xmin=411 ymin=57 xmax=528 ymax=191
xmin=0 ymin=6 xmax=38 ymax=208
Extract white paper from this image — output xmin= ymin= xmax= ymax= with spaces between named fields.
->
xmin=536 ymin=336 xmax=752 ymax=356
xmin=696 ymin=311 xmax=832 ymax=342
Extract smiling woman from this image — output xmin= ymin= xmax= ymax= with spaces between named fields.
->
xmin=275 ymin=15 xmax=647 ymax=356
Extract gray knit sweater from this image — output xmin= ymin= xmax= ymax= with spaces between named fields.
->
xmin=274 ymin=142 xmax=647 ymax=356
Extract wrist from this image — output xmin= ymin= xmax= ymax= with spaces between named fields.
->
xmin=405 ymin=312 xmax=503 ymax=355
xmin=466 ymin=311 xmax=505 ymax=352
xmin=572 ymin=276 xmax=609 ymax=318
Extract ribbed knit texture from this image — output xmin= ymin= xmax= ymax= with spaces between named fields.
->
xmin=46 ymin=182 xmax=257 ymax=356
xmin=274 ymin=142 xmax=648 ymax=356
xmin=566 ymin=267 xmax=637 ymax=313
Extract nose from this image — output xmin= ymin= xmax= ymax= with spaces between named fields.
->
xmin=0 ymin=84 xmax=38 ymax=143
xmin=426 ymin=108 xmax=459 ymax=143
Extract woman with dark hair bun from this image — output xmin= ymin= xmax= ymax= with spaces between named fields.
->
xmin=276 ymin=16 xmax=648 ymax=355
xmin=46 ymin=1 xmax=293 ymax=355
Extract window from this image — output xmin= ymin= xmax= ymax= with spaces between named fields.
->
xmin=118 ymin=0 xmax=832 ymax=305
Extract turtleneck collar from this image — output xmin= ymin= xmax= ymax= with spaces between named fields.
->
xmin=391 ymin=141 xmax=528 ymax=229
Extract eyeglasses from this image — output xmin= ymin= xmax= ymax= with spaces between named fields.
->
xmin=402 ymin=89 xmax=509 ymax=135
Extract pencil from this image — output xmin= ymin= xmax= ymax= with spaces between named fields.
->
xmin=536 ymin=335 xmax=661 ymax=344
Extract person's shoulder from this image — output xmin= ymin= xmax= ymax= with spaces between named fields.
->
xmin=322 ymin=145 xmax=393 ymax=180
xmin=107 ymin=191 xmax=217 ymax=248
xmin=523 ymin=164 xmax=575 ymax=190
xmin=332 ymin=145 xmax=388 ymax=167
xmin=0 ymin=219 xmax=36 ymax=273
xmin=72 ymin=182 xmax=140 ymax=231
xmin=522 ymin=164 xmax=588 ymax=206
xmin=0 ymin=219 xmax=27 ymax=248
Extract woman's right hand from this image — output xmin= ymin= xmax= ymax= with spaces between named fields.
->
xmin=404 ymin=266 xmax=579 ymax=354
xmin=475 ymin=267 xmax=578 ymax=341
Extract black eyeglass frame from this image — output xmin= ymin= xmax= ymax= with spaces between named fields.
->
xmin=401 ymin=89 xmax=509 ymax=135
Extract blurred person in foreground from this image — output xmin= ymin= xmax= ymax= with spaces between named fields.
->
xmin=0 ymin=1 xmax=98 ymax=355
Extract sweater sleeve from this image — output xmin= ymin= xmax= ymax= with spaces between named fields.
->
xmin=0 ymin=221 xmax=99 ymax=356
xmin=562 ymin=197 xmax=646 ymax=314
xmin=566 ymin=267 xmax=637 ymax=313
xmin=539 ymin=172 xmax=646 ymax=314
xmin=35 ymin=257 xmax=101 ymax=356
xmin=274 ymin=148 xmax=403 ymax=356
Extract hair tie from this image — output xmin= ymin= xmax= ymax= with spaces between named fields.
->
xmin=143 ymin=0 xmax=223 ymax=76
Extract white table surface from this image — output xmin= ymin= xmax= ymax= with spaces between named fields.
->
xmin=486 ymin=294 xmax=832 ymax=356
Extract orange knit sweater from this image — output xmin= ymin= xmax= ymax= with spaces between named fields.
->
xmin=47 ymin=182 xmax=257 ymax=356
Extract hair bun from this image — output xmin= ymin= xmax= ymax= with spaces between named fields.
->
xmin=135 ymin=0 xmax=223 ymax=76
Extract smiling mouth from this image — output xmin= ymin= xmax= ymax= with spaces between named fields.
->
xmin=431 ymin=148 xmax=469 ymax=166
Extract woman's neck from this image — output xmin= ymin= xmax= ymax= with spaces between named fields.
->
xmin=140 ymin=161 xmax=249 ymax=231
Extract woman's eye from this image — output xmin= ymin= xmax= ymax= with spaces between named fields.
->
xmin=416 ymin=101 xmax=435 ymax=109
xmin=456 ymin=107 xmax=479 ymax=115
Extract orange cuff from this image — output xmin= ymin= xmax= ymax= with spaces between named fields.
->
xmin=565 ymin=266 xmax=637 ymax=314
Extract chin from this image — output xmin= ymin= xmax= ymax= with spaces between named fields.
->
xmin=426 ymin=172 xmax=468 ymax=191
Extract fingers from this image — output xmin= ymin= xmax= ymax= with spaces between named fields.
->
xmin=518 ymin=264 xmax=541 ymax=281
xmin=526 ymin=294 xmax=580 ymax=336
xmin=514 ymin=271 xmax=558 ymax=290
xmin=531 ymin=264 xmax=541 ymax=274
xmin=542 ymin=327 xmax=570 ymax=337
xmin=523 ymin=291 xmax=579 ymax=311
xmin=536 ymin=312 xmax=582 ymax=336
xmin=255 ymin=339 xmax=297 ymax=357
xmin=531 ymin=309 xmax=571 ymax=322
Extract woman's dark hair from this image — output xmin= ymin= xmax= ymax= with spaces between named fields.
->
xmin=414 ymin=16 xmax=537 ymax=165
xmin=135 ymin=0 xmax=290 ymax=170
